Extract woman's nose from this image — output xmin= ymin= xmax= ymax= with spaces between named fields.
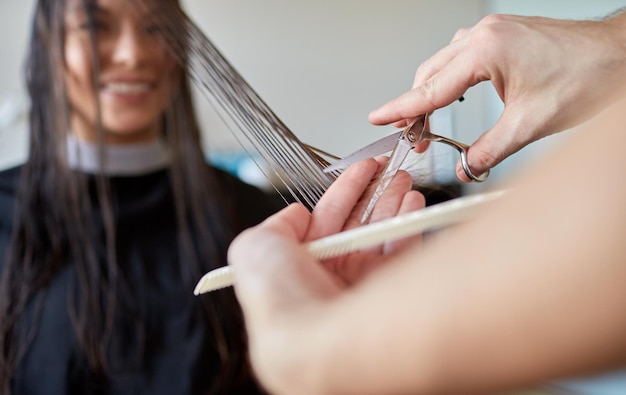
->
xmin=110 ymin=23 xmax=152 ymax=67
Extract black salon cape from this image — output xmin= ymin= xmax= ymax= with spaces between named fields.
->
xmin=0 ymin=164 xmax=283 ymax=395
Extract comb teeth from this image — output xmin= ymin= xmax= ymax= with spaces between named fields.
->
xmin=194 ymin=266 xmax=233 ymax=295
xmin=309 ymin=243 xmax=357 ymax=260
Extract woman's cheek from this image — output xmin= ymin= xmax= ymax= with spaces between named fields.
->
xmin=65 ymin=38 xmax=91 ymax=78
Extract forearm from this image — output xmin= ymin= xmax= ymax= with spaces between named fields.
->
xmin=316 ymin=98 xmax=626 ymax=394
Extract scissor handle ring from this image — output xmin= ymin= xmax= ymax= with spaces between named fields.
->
xmin=458 ymin=150 xmax=489 ymax=182
xmin=426 ymin=132 xmax=489 ymax=183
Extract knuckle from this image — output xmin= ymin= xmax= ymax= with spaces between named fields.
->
xmin=478 ymin=13 xmax=509 ymax=26
xmin=451 ymin=27 xmax=470 ymax=42
xmin=416 ymin=79 xmax=437 ymax=108
xmin=468 ymin=15 xmax=513 ymax=52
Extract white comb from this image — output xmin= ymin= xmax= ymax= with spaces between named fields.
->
xmin=194 ymin=189 xmax=506 ymax=295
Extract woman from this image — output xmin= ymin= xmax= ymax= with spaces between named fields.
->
xmin=0 ymin=0 xmax=283 ymax=393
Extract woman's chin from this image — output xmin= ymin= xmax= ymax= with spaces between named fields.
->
xmin=100 ymin=125 xmax=160 ymax=144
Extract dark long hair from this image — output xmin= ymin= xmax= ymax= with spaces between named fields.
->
xmin=0 ymin=0 xmax=252 ymax=393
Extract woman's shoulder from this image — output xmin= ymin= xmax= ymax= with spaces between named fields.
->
xmin=209 ymin=165 xmax=284 ymax=225
xmin=0 ymin=165 xmax=20 ymax=239
xmin=0 ymin=164 xmax=22 ymax=194
xmin=0 ymin=165 xmax=21 ymax=213
xmin=211 ymin=165 xmax=264 ymax=193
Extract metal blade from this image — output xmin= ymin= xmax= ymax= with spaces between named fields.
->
xmin=323 ymin=131 xmax=402 ymax=173
xmin=360 ymin=138 xmax=412 ymax=223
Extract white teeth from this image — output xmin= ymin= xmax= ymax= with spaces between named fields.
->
xmin=105 ymin=82 xmax=151 ymax=94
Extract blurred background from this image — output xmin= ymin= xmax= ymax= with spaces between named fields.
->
xmin=0 ymin=0 xmax=623 ymax=192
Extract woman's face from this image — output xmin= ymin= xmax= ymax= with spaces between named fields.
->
xmin=64 ymin=0 xmax=177 ymax=144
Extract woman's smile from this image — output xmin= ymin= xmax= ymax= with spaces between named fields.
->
xmin=100 ymin=78 xmax=157 ymax=104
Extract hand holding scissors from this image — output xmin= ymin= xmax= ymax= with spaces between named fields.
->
xmin=324 ymin=114 xmax=488 ymax=223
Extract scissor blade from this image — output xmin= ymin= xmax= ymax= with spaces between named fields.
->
xmin=360 ymin=138 xmax=412 ymax=224
xmin=323 ymin=131 xmax=402 ymax=173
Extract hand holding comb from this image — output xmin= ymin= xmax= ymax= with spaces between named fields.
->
xmin=194 ymin=189 xmax=506 ymax=295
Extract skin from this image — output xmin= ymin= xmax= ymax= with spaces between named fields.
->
xmin=64 ymin=0 xmax=177 ymax=144
xmin=369 ymin=11 xmax=626 ymax=181
xmin=231 ymin=94 xmax=626 ymax=395
xmin=227 ymin=11 xmax=626 ymax=395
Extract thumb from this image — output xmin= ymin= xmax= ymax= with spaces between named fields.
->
xmin=229 ymin=204 xmax=310 ymax=314
xmin=454 ymin=109 xmax=529 ymax=182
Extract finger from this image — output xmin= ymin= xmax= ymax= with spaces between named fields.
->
xmin=369 ymin=40 xmax=487 ymax=127
xmin=412 ymin=38 xmax=466 ymax=89
xmin=366 ymin=170 xmax=415 ymax=224
xmin=391 ymin=119 xmax=411 ymax=129
xmin=368 ymin=88 xmax=439 ymax=126
xmin=306 ymin=158 xmax=379 ymax=240
xmin=414 ymin=140 xmax=431 ymax=154
xmin=382 ymin=191 xmax=426 ymax=255
xmin=413 ymin=113 xmax=434 ymax=154
xmin=369 ymin=40 xmax=466 ymax=126
xmin=230 ymin=204 xmax=342 ymax=320
xmin=230 ymin=203 xmax=311 ymax=290
xmin=348 ymin=163 xmax=415 ymax=255
xmin=368 ymin=74 xmax=469 ymax=128
xmin=345 ymin=156 xmax=387 ymax=229
xmin=325 ymin=190 xmax=426 ymax=284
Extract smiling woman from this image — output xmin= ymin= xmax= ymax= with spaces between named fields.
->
xmin=0 ymin=0 xmax=283 ymax=394
xmin=64 ymin=0 xmax=177 ymax=143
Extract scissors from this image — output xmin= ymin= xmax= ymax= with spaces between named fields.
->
xmin=323 ymin=114 xmax=489 ymax=223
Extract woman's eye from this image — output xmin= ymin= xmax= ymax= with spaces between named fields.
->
xmin=145 ymin=23 xmax=166 ymax=35
xmin=79 ymin=20 xmax=109 ymax=32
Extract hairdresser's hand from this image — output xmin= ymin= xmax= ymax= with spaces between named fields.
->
xmin=231 ymin=157 xmax=425 ymax=289
xmin=228 ymin=158 xmax=423 ymax=394
xmin=369 ymin=12 xmax=626 ymax=181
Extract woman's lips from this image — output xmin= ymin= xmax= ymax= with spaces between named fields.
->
xmin=103 ymin=82 xmax=153 ymax=94
xmin=100 ymin=81 xmax=155 ymax=104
